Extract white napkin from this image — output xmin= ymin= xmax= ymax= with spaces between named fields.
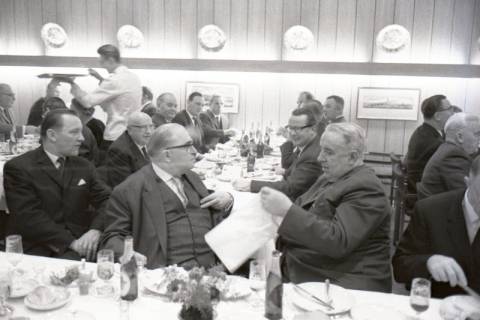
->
xmin=205 ymin=193 xmax=280 ymax=272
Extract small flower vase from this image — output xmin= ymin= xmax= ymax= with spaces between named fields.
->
xmin=179 ymin=304 xmax=215 ymax=320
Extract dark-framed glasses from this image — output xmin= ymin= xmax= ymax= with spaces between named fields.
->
xmin=286 ymin=124 xmax=314 ymax=132
xmin=165 ymin=142 xmax=195 ymax=151
xmin=129 ymin=124 xmax=154 ymax=130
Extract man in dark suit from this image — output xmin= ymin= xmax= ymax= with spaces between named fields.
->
xmin=406 ymin=94 xmax=454 ymax=193
xmin=324 ymin=95 xmax=346 ymax=124
xmin=100 ymin=123 xmax=233 ymax=269
xmin=140 ymin=86 xmax=156 ymax=117
xmin=4 ymin=109 xmax=110 ymax=261
xmin=0 ymin=83 xmax=37 ymax=136
xmin=27 ymin=79 xmax=60 ymax=126
xmin=199 ymin=95 xmax=235 ymax=148
xmin=172 ymin=92 xmax=208 ymax=154
xmin=104 ymin=112 xmax=152 ymax=188
xmin=152 ymin=92 xmax=178 ymax=128
xmin=234 ymin=107 xmax=322 ymax=200
xmin=393 ymin=156 xmax=480 ymax=298
xmin=260 ymin=123 xmax=391 ymax=292
xmin=417 ymin=113 xmax=480 ymax=200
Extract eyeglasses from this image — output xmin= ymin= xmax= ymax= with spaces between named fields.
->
xmin=0 ymin=92 xmax=15 ymax=98
xmin=165 ymin=142 xmax=196 ymax=151
xmin=129 ymin=124 xmax=154 ymax=130
xmin=286 ymin=124 xmax=314 ymax=133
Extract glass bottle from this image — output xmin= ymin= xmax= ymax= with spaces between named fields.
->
xmin=120 ymin=236 xmax=138 ymax=301
xmin=265 ymin=250 xmax=282 ymax=320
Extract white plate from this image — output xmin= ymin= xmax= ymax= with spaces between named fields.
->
xmin=143 ymin=267 xmax=188 ymax=296
xmin=10 ymin=279 xmax=39 ymax=298
xmin=24 ymin=287 xmax=72 ymax=311
xmin=440 ymin=295 xmax=480 ymax=320
xmin=291 ymin=282 xmax=355 ymax=315
xmin=220 ymin=276 xmax=252 ymax=300
xmin=350 ymin=304 xmax=406 ymax=320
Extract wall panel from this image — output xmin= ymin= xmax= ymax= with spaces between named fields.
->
xmin=429 ymin=0 xmax=455 ymax=63
xmin=148 ymin=0 xmax=165 ymax=58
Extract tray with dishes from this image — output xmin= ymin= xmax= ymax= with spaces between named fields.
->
xmin=37 ymin=73 xmax=88 ymax=79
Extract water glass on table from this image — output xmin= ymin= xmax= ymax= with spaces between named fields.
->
xmin=5 ymin=235 xmax=23 ymax=276
xmin=410 ymin=277 xmax=431 ymax=318
xmin=0 ymin=266 xmax=13 ymax=317
xmin=96 ymin=249 xmax=115 ymax=297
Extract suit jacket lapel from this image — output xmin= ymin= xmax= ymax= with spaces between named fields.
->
xmin=447 ymin=195 xmax=472 ymax=262
xmin=36 ymin=148 xmax=63 ymax=189
xmin=62 ymin=158 xmax=75 ymax=189
xmin=125 ymin=132 xmax=148 ymax=169
xmin=183 ymin=171 xmax=209 ymax=199
xmin=142 ymin=166 xmax=168 ymax=258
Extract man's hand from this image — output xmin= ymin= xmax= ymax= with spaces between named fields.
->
xmin=224 ymin=129 xmax=236 ymax=137
xmin=200 ymin=191 xmax=233 ymax=210
xmin=24 ymin=125 xmax=39 ymax=135
xmin=232 ymin=178 xmax=251 ymax=192
xmin=88 ymin=68 xmax=103 ymax=81
xmin=427 ymin=255 xmax=468 ymax=287
xmin=75 ymin=229 xmax=102 ymax=261
xmin=274 ymin=166 xmax=285 ymax=176
xmin=260 ymin=187 xmax=292 ymax=218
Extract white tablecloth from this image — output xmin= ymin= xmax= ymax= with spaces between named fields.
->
xmin=1 ymin=253 xmax=443 ymax=320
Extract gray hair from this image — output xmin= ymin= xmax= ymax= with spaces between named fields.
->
xmin=156 ymin=92 xmax=175 ymax=105
xmin=209 ymin=95 xmax=222 ymax=105
xmin=324 ymin=122 xmax=366 ymax=156
xmin=444 ymin=112 xmax=480 ymax=142
xmin=147 ymin=123 xmax=185 ymax=157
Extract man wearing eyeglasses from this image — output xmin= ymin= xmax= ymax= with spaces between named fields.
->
xmin=100 ymin=123 xmax=233 ymax=269
xmin=104 ymin=112 xmax=153 ymax=188
xmin=0 ymin=83 xmax=38 ymax=136
xmin=233 ymin=107 xmax=322 ymax=200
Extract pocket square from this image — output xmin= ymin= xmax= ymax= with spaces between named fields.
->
xmin=78 ymin=179 xmax=86 ymax=186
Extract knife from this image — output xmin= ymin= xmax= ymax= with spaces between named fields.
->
xmin=293 ymin=284 xmax=334 ymax=310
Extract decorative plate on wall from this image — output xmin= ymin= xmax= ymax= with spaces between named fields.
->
xmin=376 ymin=24 xmax=410 ymax=53
xmin=284 ymin=25 xmax=314 ymax=51
xmin=117 ymin=25 xmax=144 ymax=49
xmin=41 ymin=23 xmax=68 ymax=49
xmin=198 ymin=25 xmax=227 ymax=52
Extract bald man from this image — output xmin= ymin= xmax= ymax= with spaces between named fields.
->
xmin=100 ymin=123 xmax=233 ymax=268
xmin=104 ymin=112 xmax=153 ymax=188
xmin=152 ymin=92 xmax=178 ymax=128
xmin=0 ymin=83 xmax=37 ymax=136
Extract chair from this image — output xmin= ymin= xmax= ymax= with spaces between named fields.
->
xmin=390 ymin=153 xmax=416 ymax=245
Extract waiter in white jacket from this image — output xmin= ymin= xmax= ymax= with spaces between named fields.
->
xmin=68 ymin=44 xmax=142 ymax=153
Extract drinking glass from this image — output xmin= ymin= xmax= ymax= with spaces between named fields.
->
xmin=410 ymin=278 xmax=431 ymax=318
xmin=5 ymin=235 xmax=23 ymax=275
xmin=249 ymin=259 xmax=266 ymax=311
xmin=96 ymin=249 xmax=115 ymax=297
xmin=0 ymin=266 xmax=13 ymax=317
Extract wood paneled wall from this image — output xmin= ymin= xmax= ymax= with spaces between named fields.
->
xmin=1 ymin=0 xmax=480 ymax=155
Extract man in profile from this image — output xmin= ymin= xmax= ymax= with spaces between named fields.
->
xmin=260 ymin=123 xmax=391 ymax=292
xmin=234 ymin=107 xmax=322 ymax=200
xmin=4 ymin=109 xmax=110 ymax=261
xmin=172 ymin=92 xmax=208 ymax=153
xmin=100 ymin=123 xmax=233 ymax=269
xmin=406 ymin=94 xmax=454 ymax=193
xmin=393 ymin=156 xmax=480 ymax=298
xmin=105 ymin=112 xmax=153 ymax=188
xmin=324 ymin=95 xmax=346 ymax=123
xmin=417 ymin=113 xmax=480 ymax=200
xmin=68 ymin=44 xmax=142 ymax=152
xmin=199 ymin=95 xmax=235 ymax=148
xmin=0 ymin=83 xmax=37 ymax=136
xmin=152 ymin=92 xmax=178 ymax=128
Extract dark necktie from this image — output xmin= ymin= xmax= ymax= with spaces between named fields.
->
xmin=217 ymin=116 xmax=223 ymax=129
xmin=141 ymin=146 xmax=149 ymax=161
xmin=57 ymin=157 xmax=65 ymax=178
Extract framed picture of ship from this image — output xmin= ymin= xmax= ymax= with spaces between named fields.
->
xmin=356 ymin=87 xmax=421 ymax=121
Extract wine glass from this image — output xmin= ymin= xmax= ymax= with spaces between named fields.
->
xmin=5 ymin=235 xmax=23 ymax=275
xmin=410 ymin=278 xmax=431 ymax=318
xmin=96 ymin=249 xmax=115 ymax=297
xmin=248 ymin=259 xmax=266 ymax=311
xmin=0 ymin=266 xmax=13 ymax=317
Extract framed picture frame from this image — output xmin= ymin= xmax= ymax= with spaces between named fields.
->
xmin=185 ymin=82 xmax=240 ymax=114
xmin=356 ymin=87 xmax=421 ymax=121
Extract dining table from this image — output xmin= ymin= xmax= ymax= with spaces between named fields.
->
xmin=0 ymin=252 xmax=444 ymax=320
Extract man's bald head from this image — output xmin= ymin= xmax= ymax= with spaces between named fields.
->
xmin=0 ymin=83 xmax=15 ymax=109
xmin=127 ymin=112 xmax=153 ymax=146
xmin=156 ymin=92 xmax=178 ymax=121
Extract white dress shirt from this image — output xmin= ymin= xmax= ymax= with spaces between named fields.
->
xmin=73 ymin=65 xmax=142 ymax=142
xmin=44 ymin=149 xmax=63 ymax=169
xmin=151 ymin=163 xmax=188 ymax=207
xmin=463 ymin=192 xmax=480 ymax=243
